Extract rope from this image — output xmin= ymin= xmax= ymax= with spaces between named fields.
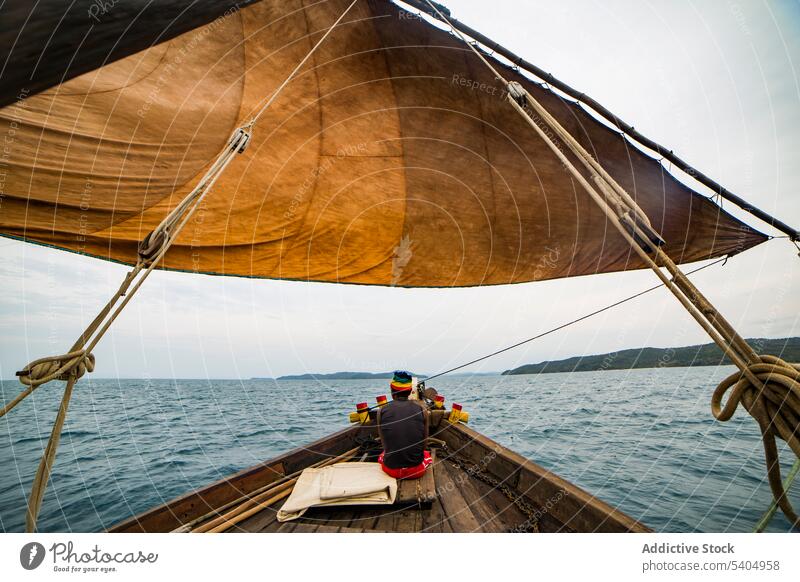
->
xmin=426 ymin=0 xmax=799 ymax=529
xmin=713 ymin=355 xmax=800 ymax=526
xmin=25 ymin=375 xmax=76 ymax=532
xmin=1 ymin=264 xmax=141 ymax=418
xmin=4 ymin=1 xmax=358 ymax=533
xmin=753 ymin=458 xmax=800 ymax=532
xmin=425 ymin=256 xmax=728 ymax=382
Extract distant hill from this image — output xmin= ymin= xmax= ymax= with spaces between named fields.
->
xmin=272 ymin=371 xmax=427 ymax=381
xmin=502 ymin=337 xmax=800 ymax=376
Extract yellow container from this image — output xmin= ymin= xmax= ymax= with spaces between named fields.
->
xmin=448 ymin=403 xmax=469 ymax=424
xmin=355 ymin=402 xmax=370 ymax=424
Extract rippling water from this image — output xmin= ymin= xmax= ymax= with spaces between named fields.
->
xmin=1 ymin=366 xmax=798 ymax=533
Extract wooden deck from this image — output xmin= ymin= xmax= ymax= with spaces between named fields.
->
xmin=109 ymin=418 xmax=650 ymax=533
xmin=230 ymin=452 xmax=562 ymax=533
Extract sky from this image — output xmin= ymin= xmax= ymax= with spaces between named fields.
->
xmin=1 ymin=0 xmax=799 ymax=379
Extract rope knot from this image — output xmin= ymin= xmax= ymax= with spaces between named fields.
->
xmin=712 ymin=355 xmax=800 ymax=424
xmin=712 ymin=354 xmax=800 ymax=527
xmin=17 ymin=351 xmax=96 ymax=387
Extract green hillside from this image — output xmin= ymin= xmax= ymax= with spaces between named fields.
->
xmin=502 ymin=337 xmax=800 ymax=375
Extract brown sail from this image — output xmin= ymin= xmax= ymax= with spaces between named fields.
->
xmin=0 ymin=0 xmax=765 ymax=287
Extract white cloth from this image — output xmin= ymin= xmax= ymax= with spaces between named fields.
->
xmin=277 ymin=462 xmax=397 ymax=522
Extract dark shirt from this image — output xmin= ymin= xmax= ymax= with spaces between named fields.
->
xmin=378 ymin=400 xmax=426 ymax=469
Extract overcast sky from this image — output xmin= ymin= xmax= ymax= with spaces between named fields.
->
xmin=1 ymin=0 xmax=798 ymax=379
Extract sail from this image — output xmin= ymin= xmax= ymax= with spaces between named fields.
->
xmin=0 ymin=0 xmax=766 ymax=287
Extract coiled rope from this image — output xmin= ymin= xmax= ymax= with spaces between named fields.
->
xmin=2 ymin=0 xmax=359 ymax=533
xmin=423 ymin=0 xmax=799 ymax=528
xmin=754 ymin=458 xmax=800 ymax=532
xmin=713 ymin=356 xmax=800 ymax=526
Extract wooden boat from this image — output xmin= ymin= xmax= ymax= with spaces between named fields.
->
xmin=2 ymin=0 xmax=798 ymax=533
xmin=109 ymin=412 xmax=649 ymax=533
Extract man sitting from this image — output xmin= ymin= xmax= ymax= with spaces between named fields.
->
xmin=376 ymin=371 xmax=432 ymax=479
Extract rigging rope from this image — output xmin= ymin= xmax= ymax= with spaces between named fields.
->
xmin=753 ymin=458 xmax=800 ymax=532
xmin=424 ymin=0 xmax=799 ymax=529
xmin=3 ymin=0 xmax=360 ymax=533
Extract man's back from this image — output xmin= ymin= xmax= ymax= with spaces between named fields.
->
xmin=379 ymin=399 xmax=425 ymax=469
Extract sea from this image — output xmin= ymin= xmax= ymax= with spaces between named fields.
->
xmin=1 ymin=366 xmax=798 ymax=533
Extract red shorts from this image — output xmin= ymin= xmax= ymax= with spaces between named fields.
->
xmin=378 ymin=450 xmax=433 ymax=480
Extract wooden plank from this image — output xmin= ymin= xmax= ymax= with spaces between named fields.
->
xmin=396 ymin=479 xmax=418 ymax=504
xmin=433 ymin=454 xmax=483 ymax=532
xmin=395 ymin=506 xmax=422 ymax=532
xmin=232 ymin=502 xmax=282 ymax=533
xmin=417 ymin=450 xmax=438 ymax=504
xmin=419 ymin=453 xmax=450 ymax=532
xmin=462 ymin=465 xmax=556 ymax=532
xmin=372 ymin=505 xmax=421 ymax=532
xmin=235 ymin=494 xmax=290 ymax=532
xmin=367 ymin=508 xmax=396 ymax=531
xmin=307 ymin=524 xmax=378 ymax=533
xmin=293 ymin=506 xmax=370 ymax=531
xmin=325 ymin=507 xmax=362 ymax=530
xmin=395 ymin=450 xmax=437 ymax=506
xmin=441 ymin=461 xmax=508 ymax=533
xmin=443 ymin=423 xmax=650 ymax=533
xmin=420 ymin=498 xmax=450 ymax=533
xmin=290 ymin=523 xmax=324 ymax=533
xmin=269 ymin=524 xmax=392 ymax=533
xmin=344 ymin=506 xmax=385 ymax=531
xmin=260 ymin=522 xmax=285 ymax=532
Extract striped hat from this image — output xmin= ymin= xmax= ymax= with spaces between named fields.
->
xmin=390 ymin=370 xmax=413 ymax=392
